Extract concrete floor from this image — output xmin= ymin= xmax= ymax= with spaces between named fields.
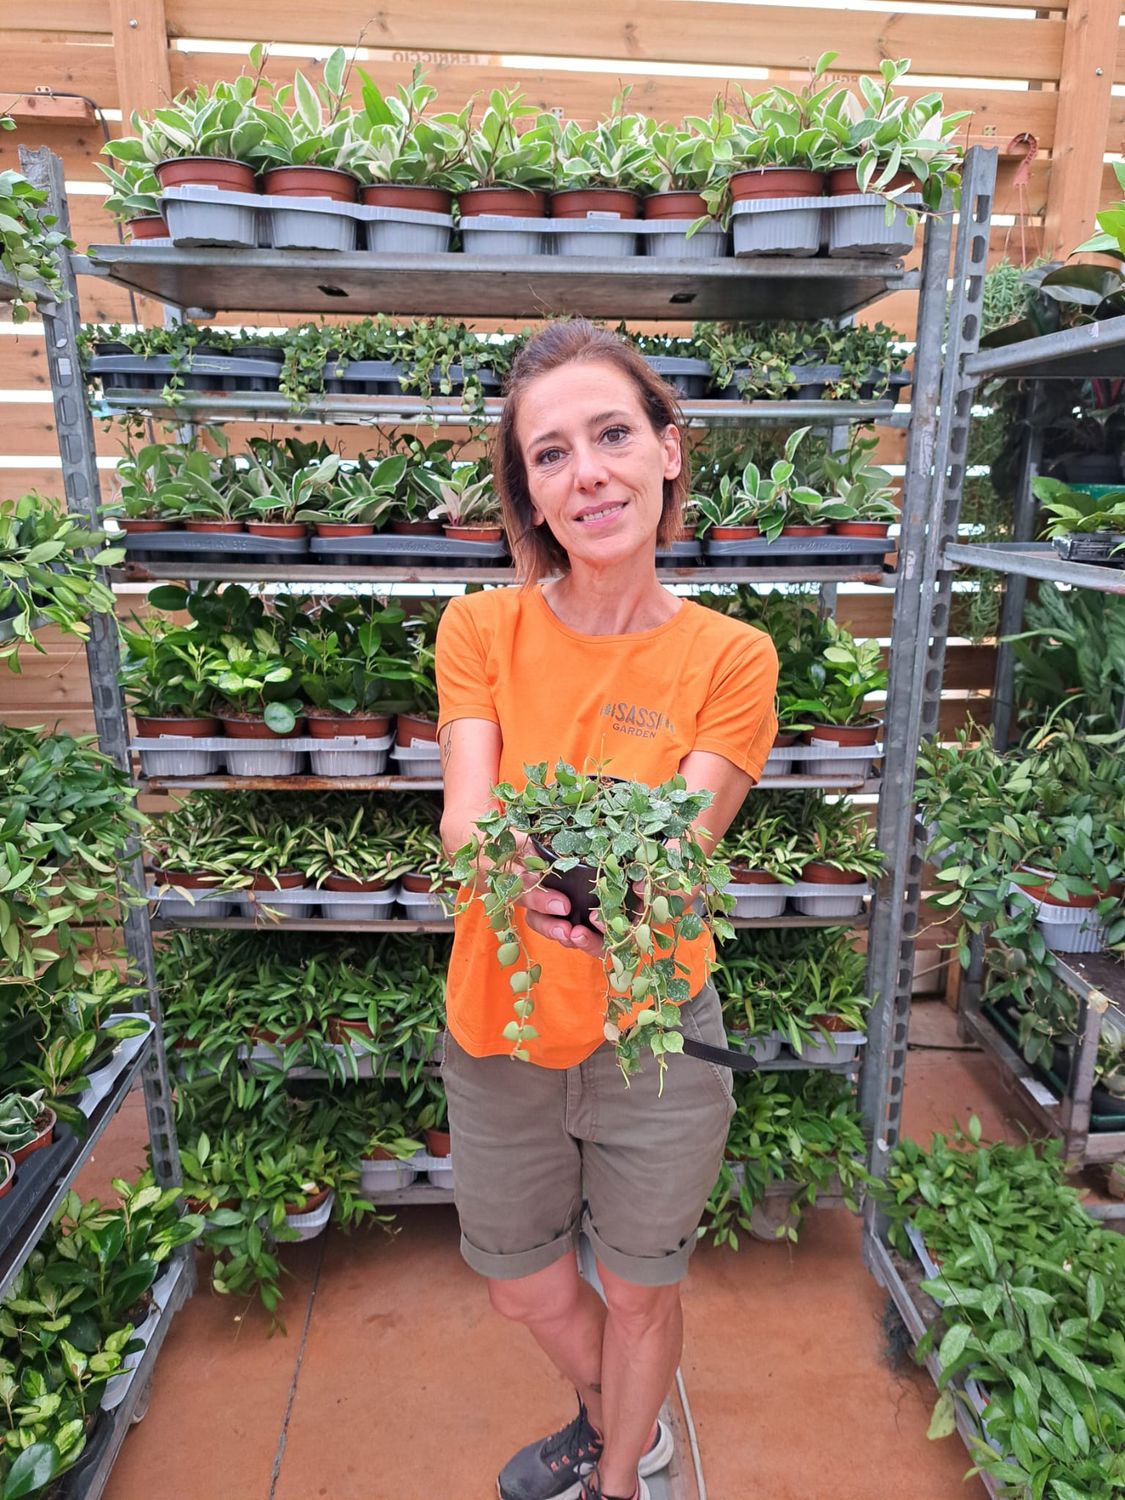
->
xmin=71 ymin=1004 xmax=1053 ymax=1500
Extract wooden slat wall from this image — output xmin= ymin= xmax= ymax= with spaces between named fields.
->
xmin=3 ymin=0 xmax=1121 ymax=727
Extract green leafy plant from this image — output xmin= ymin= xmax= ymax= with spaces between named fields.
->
xmin=783 ymin=616 xmax=887 ymax=729
xmin=454 ymin=762 xmax=734 ymax=1077
xmin=460 ymin=88 xmax=555 ymax=191
xmin=1032 ymin=477 xmax=1125 ymax=541
xmin=0 ymin=167 xmax=69 ymax=318
xmin=354 ymin=65 xmax=471 ymax=190
xmin=244 ymin=47 xmax=369 ymax=175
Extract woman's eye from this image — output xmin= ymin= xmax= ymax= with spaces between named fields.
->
xmin=536 ymin=447 xmax=564 ymax=466
xmin=602 ymin=425 xmax=630 ymax=444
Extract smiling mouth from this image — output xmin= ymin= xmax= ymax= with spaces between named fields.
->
xmin=576 ymin=502 xmax=627 ymax=524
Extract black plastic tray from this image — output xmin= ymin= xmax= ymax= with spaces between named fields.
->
xmin=123 ymin=530 xmax=308 ymax=561
xmin=981 ymin=1003 xmax=1122 ymax=1131
xmin=309 ymin=534 xmax=508 ymax=562
xmin=89 ymin=352 xmax=282 ymax=394
xmin=1052 ymin=533 xmax=1125 ymax=567
xmin=0 ymin=1125 xmax=78 ymax=1266
xmin=704 ymin=535 xmax=892 ymax=562
xmin=323 ymin=358 xmax=405 ymax=394
xmin=655 ymin=539 xmax=703 ymax=564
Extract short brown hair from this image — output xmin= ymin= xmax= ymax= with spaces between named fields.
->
xmin=494 ymin=321 xmax=688 ymax=583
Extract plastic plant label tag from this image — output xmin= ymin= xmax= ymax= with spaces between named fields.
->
xmin=410 ymin=737 xmax=438 ymax=750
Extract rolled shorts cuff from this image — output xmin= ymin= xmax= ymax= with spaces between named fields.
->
xmin=581 ymin=1207 xmax=698 ymax=1288
xmin=458 ymin=1219 xmax=581 ymax=1282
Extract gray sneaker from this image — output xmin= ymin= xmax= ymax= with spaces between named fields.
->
xmin=497 ymin=1404 xmax=673 ymax=1500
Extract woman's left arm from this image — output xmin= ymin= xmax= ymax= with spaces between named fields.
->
xmin=675 ymin=748 xmax=755 ymax=855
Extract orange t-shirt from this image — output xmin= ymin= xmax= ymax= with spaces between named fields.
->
xmin=435 ymin=584 xmax=779 ymax=1068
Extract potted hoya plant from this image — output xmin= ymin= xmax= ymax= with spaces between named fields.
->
xmin=424 ymin=463 xmax=505 ymax=543
xmin=236 ymin=450 xmax=342 ymax=541
xmin=454 ymin=761 xmax=735 ymax=1076
xmin=354 ymin=65 xmax=472 ymax=213
xmin=297 ymin=454 xmax=407 ymax=540
xmin=727 ymin=56 xmax=841 ymax=204
xmin=121 ymin=616 xmax=224 ymax=774
xmin=636 ymin=105 xmax=732 ymax=254
xmin=108 ymin=67 xmax=268 ymax=194
xmin=784 ymin=618 xmax=887 ymax=760
xmin=0 ymin=1088 xmax=56 ymax=1163
xmin=98 ymin=156 xmax=167 ymax=240
xmin=456 ymin=88 xmax=555 ymax=221
xmin=245 ymin=48 xmax=369 ymax=207
xmin=547 ymin=93 xmax=650 ymax=220
xmin=106 ymin=440 xmax=187 ymax=533
xmin=306 ymin=808 xmax=414 ymax=920
xmin=811 ymin=434 xmax=900 ymax=538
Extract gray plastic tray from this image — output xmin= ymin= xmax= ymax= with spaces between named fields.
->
xmin=90 ymin=352 xmax=282 ymax=393
xmin=161 ymin=185 xmax=454 ymax=254
xmin=309 ymin=533 xmax=507 ymax=561
xmin=121 ymin=530 xmax=307 ymax=557
xmin=704 ymin=535 xmax=892 ymax=561
xmin=731 ymin=197 xmax=822 ymax=258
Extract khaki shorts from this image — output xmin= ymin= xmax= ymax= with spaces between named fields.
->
xmin=441 ymin=980 xmax=736 ymax=1287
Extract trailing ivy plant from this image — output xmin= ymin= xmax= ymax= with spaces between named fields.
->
xmin=0 ymin=162 xmax=69 ymax=321
xmin=453 ymin=762 xmax=734 ymax=1077
xmin=0 ymin=496 xmax=122 ymax=672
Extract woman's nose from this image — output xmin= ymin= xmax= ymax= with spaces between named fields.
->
xmin=572 ymin=441 xmax=609 ymax=492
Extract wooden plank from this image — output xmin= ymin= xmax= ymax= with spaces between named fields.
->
xmin=0 ymin=38 xmax=119 ymax=108
xmin=1048 ymin=0 xmax=1122 ymax=256
xmin=109 ymin=0 xmax=172 ymax=124
xmin=0 ymin=123 xmax=113 ymax=179
xmin=164 ymin=4 xmax=1064 ymax=82
xmin=0 ymin=94 xmax=95 ymax=124
xmin=5 ymin=6 xmax=111 ymax=33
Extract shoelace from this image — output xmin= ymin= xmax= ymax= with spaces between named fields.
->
xmin=540 ymin=1405 xmax=601 ymax=1471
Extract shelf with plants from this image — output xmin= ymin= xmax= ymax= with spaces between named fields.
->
xmin=944 ymin=542 xmax=1125 ymax=597
xmin=916 ymin=721 xmax=1125 ymax=1166
xmin=868 ymin=1121 xmax=1125 ymax=1500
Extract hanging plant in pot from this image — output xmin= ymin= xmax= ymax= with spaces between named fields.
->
xmin=454 ymin=761 xmax=735 ymax=1077
xmin=425 ymin=462 xmax=505 ymax=543
xmin=456 ymin=88 xmax=555 ymax=218
xmin=354 ymin=65 xmax=473 ymax=213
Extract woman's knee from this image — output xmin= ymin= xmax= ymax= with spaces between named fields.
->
xmin=599 ymin=1261 xmax=681 ymax=1332
xmin=487 ymin=1253 xmax=583 ymax=1324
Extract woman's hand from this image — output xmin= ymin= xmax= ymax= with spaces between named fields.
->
xmin=509 ymin=833 xmax=605 ymax=955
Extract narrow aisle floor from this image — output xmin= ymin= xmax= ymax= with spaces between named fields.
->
xmin=83 ymin=1004 xmax=1042 ymax=1500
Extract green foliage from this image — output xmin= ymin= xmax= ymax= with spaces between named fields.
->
xmin=455 ymin=763 xmax=733 ymax=1075
xmin=713 ymin=926 xmax=871 ymax=1052
xmin=0 ymin=169 xmax=69 ymax=320
xmin=1010 ymin=586 xmax=1125 ymax=734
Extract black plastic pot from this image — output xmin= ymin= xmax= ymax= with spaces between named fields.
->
xmin=1091 ymin=1083 xmax=1125 ymax=1118
xmin=530 ymin=831 xmax=642 ymax=935
xmin=1057 ymin=454 xmax=1122 ymax=485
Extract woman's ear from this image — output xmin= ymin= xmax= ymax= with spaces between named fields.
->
xmin=661 ymin=425 xmax=683 ymax=481
xmin=531 ymin=505 xmax=545 ymax=527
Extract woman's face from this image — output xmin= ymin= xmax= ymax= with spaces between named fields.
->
xmin=514 ymin=360 xmax=682 ymax=568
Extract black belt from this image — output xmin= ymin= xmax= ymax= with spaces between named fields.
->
xmin=681 ymin=1037 xmax=763 ymax=1073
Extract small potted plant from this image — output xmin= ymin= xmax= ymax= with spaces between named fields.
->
xmin=105 ymin=441 xmax=186 ymax=533
xmin=425 ymin=463 xmax=505 ymax=543
xmin=812 ymin=434 xmax=900 ymax=538
xmin=1033 ymin=477 xmax=1125 ymax=565
xmin=98 ymin=156 xmax=167 ymax=240
xmin=794 ymin=803 xmax=884 ymax=916
xmin=297 ymin=453 xmax=407 ymax=540
xmin=457 ymin=88 xmax=555 ymax=229
xmin=726 ymin=57 xmax=840 ymax=206
xmin=398 ymin=822 xmax=456 ymax=923
xmin=0 ymin=1088 xmax=56 ymax=1163
xmin=239 ymin=451 xmax=342 ymax=541
xmin=784 ymin=620 xmax=887 ymax=770
xmin=306 ymin=807 xmax=414 ymax=920
xmin=717 ymin=813 xmax=803 ymax=920
xmin=121 ymin=615 xmax=224 ymax=775
xmin=292 ymin=598 xmax=414 ymax=759
xmin=109 ymin=69 xmax=265 ymax=194
xmin=548 ymin=93 xmax=649 ymax=219
xmin=455 ymin=762 xmax=735 ymax=1075
xmin=159 ymin=450 xmax=250 ymax=535
xmin=0 ymin=1149 xmax=16 ymax=1202
xmin=354 ymin=65 xmax=472 ymax=215
xmin=635 ymin=106 xmax=731 ymax=256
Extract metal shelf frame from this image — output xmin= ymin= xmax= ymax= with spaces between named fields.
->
xmin=150 ymin=910 xmax=870 ymax=934
xmin=114 ymin=560 xmax=895 ymax=586
xmin=30 ymin=144 xmax=1001 ymax=1391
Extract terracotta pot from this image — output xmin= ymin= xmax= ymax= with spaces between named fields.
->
xmin=0 ymin=1154 xmax=16 ymax=1201
xmin=151 ymin=868 xmax=222 ymax=889
xmin=136 ymin=715 xmax=220 ymax=738
xmin=156 ymin=157 xmax=256 ymax=193
xmin=801 ymin=861 xmax=866 ymax=885
xmin=773 ymin=732 xmax=799 ymax=748
xmin=805 ymin=722 xmax=882 ymax=748
xmin=219 ymin=715 xmax=308 ymax=739
xmin=730 ymin=167 xmax=824 ymax=202
xmin=443 ymin=524 xmax=504 ymax=543
xmin=401 ymin=871 xmax=453 ymax=894
xmin=10 ymin=1108 xmax=56 ymax=1165
xmin=307 ymin=712 xmax=391 ymax=739
xmin=1012 ymin=867 xmax=1103 ymax=909
xmin=183 ymin=520 xmax=243 ymax=534
xmin=263 ymin=166 xmax=359 ymax=202
xmin=643 ymin=191 xmax=708 ymax=221
xmin=363 ymin=1146 xmax=397 ymax=1162
xmin=395 ymin=713 xmax=438 ymax=748
xmin=550 ymin=189 xmax=640 ymax=219
xmin=246 ymin=521 xmax=308 ymax=539
xmin=781 ymin=524 xmax=831 ymax=537
xmin=710 ymin=525 xmax=761 ymax=541
xmin=811 ymin=1014 xmax=853 ymax=1033
xmin=458 ymin=187 xmax=547 ymax=219
xmin=361 ymin=183 xmax=453 ymax=214
xmin=127 ymin=215 xmax=170 ymax=240
xmin=245 ymin=870 xmax=305 ymax=892
xmin=186 ymin=1195 xmax=238 ymax=1214
xmin=389 ymin=520 xmax=442 ymax=536
xmin=328 ymin=1016 xmax=377 ymax=1043
xmin=324 ymin=873 xmax=391 ymax=895
xmin=424 ymin=1128 xmax=452 ymax=1158
xmin=828 ymin=168 xmax=918 ymax=197
xmin=118 ymin=518 xmax=177 ymax=533
xmin=283 ymin=1185 xmax=332 ymax=1215
xmin=314 ymin=522 xmax=374 ymax=538
xmin=248 ymin=1024 xmax=308 ymax=1046
xmin=728 ymin=866 xmax=785 ymax=885
xmin=834 ymin=521 xmax=892 ymax=538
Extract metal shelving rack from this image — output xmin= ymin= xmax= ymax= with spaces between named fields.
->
xmin=28 ymin=142 xmax=1001 ymax=1493
xmin=864 ymin=195 xmax=1125 ymax=1493
xmin=11 ymin=147 xmax=193 ymax=1500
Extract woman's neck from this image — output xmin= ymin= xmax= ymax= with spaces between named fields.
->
xmin=541 ymin=565 xmax=681 ymax=636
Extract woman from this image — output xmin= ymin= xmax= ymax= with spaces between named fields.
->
xmin=436 ymin=321 xmax=778 ymax=1500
